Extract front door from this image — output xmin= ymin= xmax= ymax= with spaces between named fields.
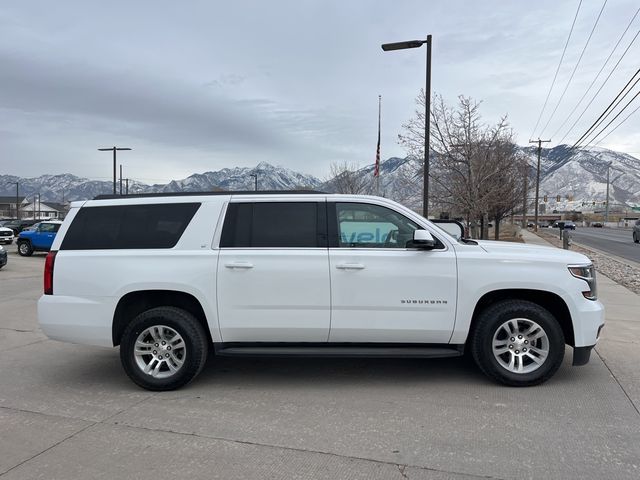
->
xmin=328 ymin=202 xmax=457 ymax=343
xmin=217 ymin=201 xmax=330 ymax=342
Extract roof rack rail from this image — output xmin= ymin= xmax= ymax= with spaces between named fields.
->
xmin=93 ymin=190 xmax=327 ymax=200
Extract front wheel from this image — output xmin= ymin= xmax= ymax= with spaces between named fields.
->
xmin=470 ymin=300 xmax=565 ymax=387
xmin=120 ymin=306 xmax=209 ymax=391
xmin=17 ymin=241 xmax=33 ymax=256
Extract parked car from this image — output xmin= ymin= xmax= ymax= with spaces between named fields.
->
xmin=0 ymin=245 xmax=6 ymax=269
xmin=563 ymin=221 xmax=576 ymax=230
xmin=0 ymin=226 xmax=14 ymax=244
xmin=633 ymin=220 xmax=640 ymax=243
xmin=17 ymin=221 xmax=62 ymax=256
xmin=592 ymin=222 xmax=603 ymax=228
xmin=3 ymin=219 xmax=39 ymax=236
xmin=38 ymin=192 xmax=604 ymax=391
xmin=552 ymin=221 xmax=576 ymax=230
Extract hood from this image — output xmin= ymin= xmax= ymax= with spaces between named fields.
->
xmin=474 ymin=239 xmax=591 ymax=265
xmin=0 ymin=227 xmax=14 ymax=233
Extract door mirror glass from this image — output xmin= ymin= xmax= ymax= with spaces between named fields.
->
xmin=409 ymin=229 xmax=436 ymax=249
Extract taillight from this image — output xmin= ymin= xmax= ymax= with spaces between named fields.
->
xmin=44 ymin=251 xmax=57 ymax=295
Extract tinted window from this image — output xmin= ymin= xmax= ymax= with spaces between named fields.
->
xmin=39 ymin=223 xmax=61 ymax=233
xmin=333 ymin=203 xmax=421 ymax=248
xmin=61 ymin=203 xmax=200 ymax=250
xmin=220 ymin=202 xmax=324 ymax=248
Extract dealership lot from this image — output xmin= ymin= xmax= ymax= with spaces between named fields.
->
xmin=1 ymin=249 xmax=639 ymax=479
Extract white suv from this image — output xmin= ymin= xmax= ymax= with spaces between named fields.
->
xmin=38 ymin=192 xmax=605 ymax=390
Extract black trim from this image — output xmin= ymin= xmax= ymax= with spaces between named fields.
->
xmin=94 ymin=190 xmax=325 ymax=200
xmin=214 ymin=342 xmax=464 ymax=359
xmin=572 ymin=345 xmax=594 ymax=366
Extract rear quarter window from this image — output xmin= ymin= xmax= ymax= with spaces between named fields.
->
xmin=60 ymin=203 xmax=201 ymax=250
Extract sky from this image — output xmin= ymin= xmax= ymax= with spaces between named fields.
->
xmin=0 ymin=0 xmax=639 ymax=184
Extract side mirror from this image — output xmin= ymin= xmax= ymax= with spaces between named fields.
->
xmin=409 ymin=229 xmax=436 ymax=249
xmin=431 ymin=219 xmax=464 ymax=240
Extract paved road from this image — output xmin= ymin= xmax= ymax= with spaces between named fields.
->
xmin=1 ymin=249 xmax=639 ymax=479
xmin=567 ymin=227 xmax=640 ymax=264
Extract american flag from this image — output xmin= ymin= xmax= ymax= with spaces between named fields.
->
xmin=374 ymin=95 xmax=381 ymax=177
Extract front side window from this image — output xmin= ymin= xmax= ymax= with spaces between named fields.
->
xmin=220 ymin=202 xmax=325 ymax=248
xmin=334 ymin=203 xmax=423 ymax=248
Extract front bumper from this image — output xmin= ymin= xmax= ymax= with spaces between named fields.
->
xmin=0 ymin=237 xmax=12 ymax=244
xmin=0 ymin=250 xmax=7 ymax=267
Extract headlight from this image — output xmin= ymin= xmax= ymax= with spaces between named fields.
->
xmin=568 ymin=264 xmax=597 ymax=300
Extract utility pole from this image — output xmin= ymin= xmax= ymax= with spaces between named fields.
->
xmin=119 ymin=164 xmax=123 ymax=195
xmin=605 ymin=162 xmax=612 ymax=224
xmin=125 ymin=178 xmax=129 ymax=195
xmin=522 ymin=164 xmax=528 ymax=228
xmin=38 ymin=192 xmax=41 ymax=220
xmin=529 ymin=138 xmax=551 ymax=232
xmin=8 ymin=182 xmax=19 ymax=219
xmin=98 ymin=147 xmax=132 ymax=195
xmin=250 ymin=173 xmax=258 ymax=191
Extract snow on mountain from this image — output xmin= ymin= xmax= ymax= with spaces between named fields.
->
xmin=0 ymin=163 xmax=322 ymax=203
xmin=521 ymin=145 xmax=640 ymax=211
xmin=1 ymin=146 xmax=638 ymax=212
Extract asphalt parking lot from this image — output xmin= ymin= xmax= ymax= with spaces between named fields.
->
xmin=1 ymin=248 xmax=639 ymax=480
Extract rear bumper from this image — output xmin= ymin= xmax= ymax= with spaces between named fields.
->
xmin=38 ymin=294 xmax=114 ymax=347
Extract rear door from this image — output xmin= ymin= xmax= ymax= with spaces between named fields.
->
xmin=216 ymin=200 xmax=331 ymax=342
xmin=328 ymin=201 xmax=457 ymax=343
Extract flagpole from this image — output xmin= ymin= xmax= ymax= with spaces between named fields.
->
xmin=375 ymin=95 xmax=381 ymax=196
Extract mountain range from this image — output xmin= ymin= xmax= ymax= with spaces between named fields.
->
xmin=1 ymin=145 xmax=639 ymax=212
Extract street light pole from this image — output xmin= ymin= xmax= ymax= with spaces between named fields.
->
xmin=98 ymin=147 xmax=132 ymax=195
xmin=382 ymin=35 xmax=432 ymax=218
xmin=250 ymin=173 xmax=258 ymax=191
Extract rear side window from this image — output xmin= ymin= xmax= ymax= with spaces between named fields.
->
xmin=40 ymin=223 xmax=61 ymax=233
xmin=220 ymin=202 xmax=326 ymax=248
xmin=61 ymin=203 xmax=201 ymax=250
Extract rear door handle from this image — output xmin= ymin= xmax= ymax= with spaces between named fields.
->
xmin=336 ymin=263 xmax=365 ymax=270
xmin=225 ymin=262 xmax=254 ymax=269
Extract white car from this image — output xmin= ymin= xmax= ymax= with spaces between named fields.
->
xmin=38 ymin=193 xmax=605 ymax=390
xmin=0 ymin=226 xmax=14 ymax=245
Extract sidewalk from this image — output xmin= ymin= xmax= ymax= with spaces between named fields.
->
xmin=521 ymin=229 xmax=640 ymax=412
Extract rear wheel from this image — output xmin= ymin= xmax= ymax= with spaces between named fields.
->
xmin=470 ymin=300 xmax=565 ymax=386
xmin=17 ymin=241 xmax=33 ymax=257
xmin=120 ymin=306 xmax=209 ymax=391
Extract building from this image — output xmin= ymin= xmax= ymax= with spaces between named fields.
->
xmin=0 ymin=196 xmax=26 ymax=219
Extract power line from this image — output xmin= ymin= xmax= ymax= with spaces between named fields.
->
xmin=539 ymin=0 xmax=608 ymax=138
xmin=579 ymin=74 xmax=640 ymax=146
xmin=570 ymin=68 xmax=640 ymax=148
xmin=550 ymin=7 xmax=640 ymax=140
xmin=583 ymin=89 xmax=640 ymax=148
xmin=593 ymin=103 xmax=640 ymax=147
xmin=529 ymin=0 xmax=583 ymax=140
xmin=558 ymin=28 xmax=640 ymax=144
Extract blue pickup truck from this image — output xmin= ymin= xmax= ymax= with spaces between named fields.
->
xmin=17 ymin=221 xmax=63 ymax=256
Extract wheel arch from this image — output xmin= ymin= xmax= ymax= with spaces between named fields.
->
xmin=112 ymin=290 xmax=212 ymax=347
xmin=468 ymin=289 xmax=574 ymax=347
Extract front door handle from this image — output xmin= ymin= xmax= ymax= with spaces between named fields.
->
xmin=336 ymin=263 xmax=365 ymax=270
xmin=225 ymin=262 xmax=254 ymax=269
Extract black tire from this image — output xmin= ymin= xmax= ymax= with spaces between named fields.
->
xmin=120 ymin=306 xmax=209 ymax=391
xmin=470 ymin=300 xmax=565 ymax=387
xmin=634 ymin=232 xmax=639 ymax=243
xmin=17 ymin=241 xmax=33 ymax=257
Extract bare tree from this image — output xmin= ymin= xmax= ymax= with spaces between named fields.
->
xmin=398 ymin=92 xmax=526 ymax=239
xmin=325 ymin=161 xmax=370 ymax=194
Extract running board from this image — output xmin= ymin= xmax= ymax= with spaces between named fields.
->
xmin=214 ymin=343 xmax=464 ymax=358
